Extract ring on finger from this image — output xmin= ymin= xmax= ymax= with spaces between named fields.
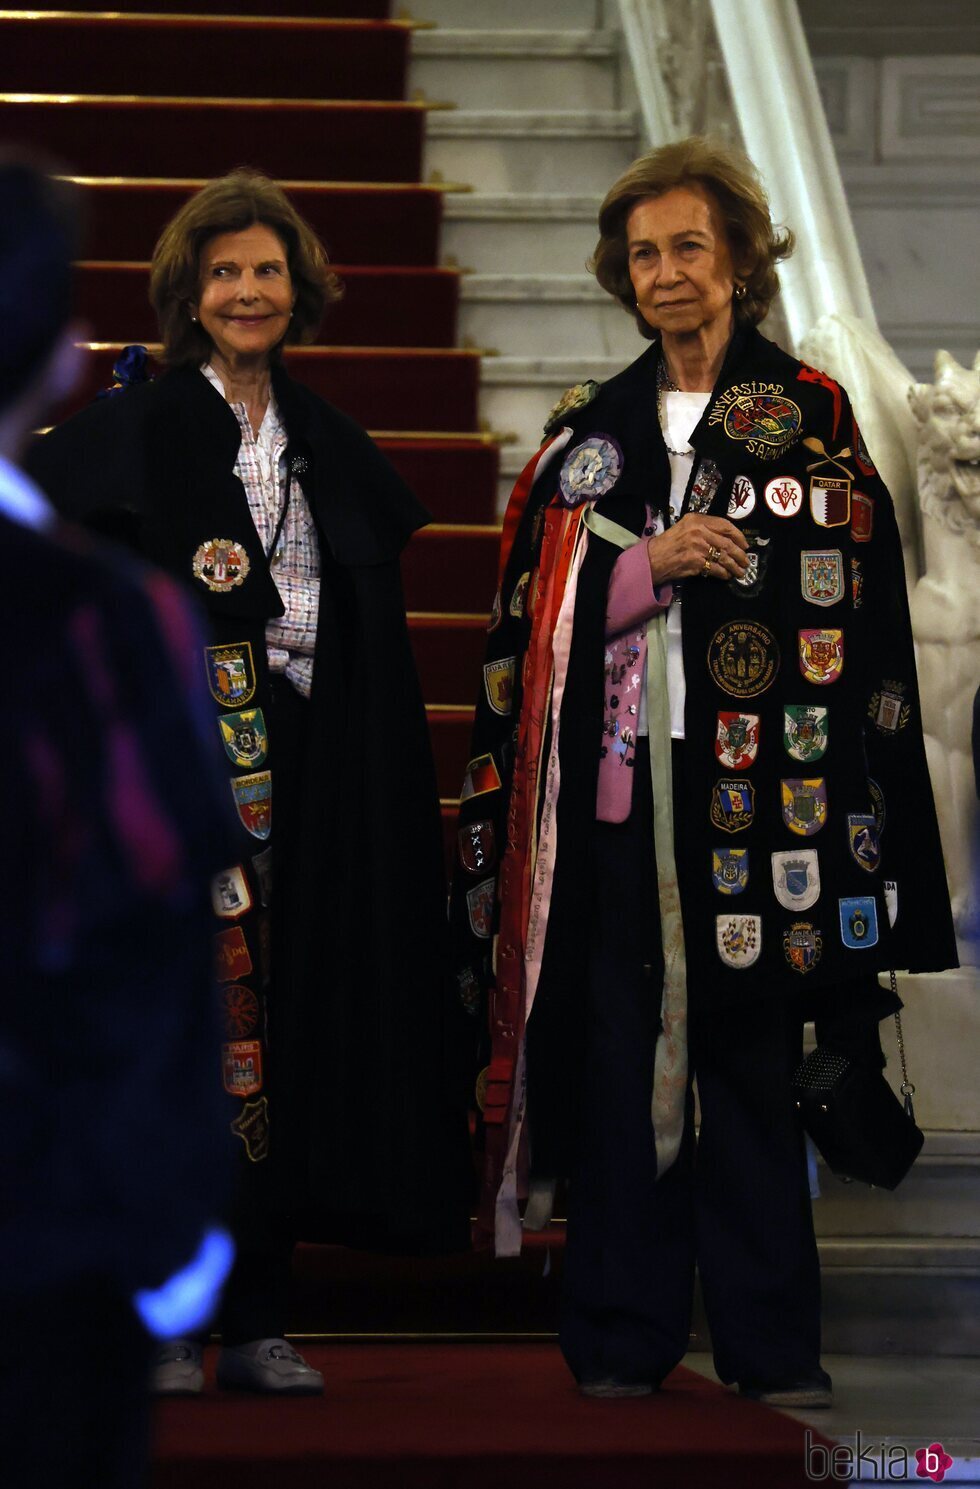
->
xmin=701 ymin=556 xmax=713 ymax=577
xmin=707 ymin=545 xmax=722 ymax=563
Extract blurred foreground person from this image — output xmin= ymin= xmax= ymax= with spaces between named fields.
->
xmin=0 ymin=157 xmax=232 ymax=1488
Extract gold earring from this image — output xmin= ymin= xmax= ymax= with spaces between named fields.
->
xmin=734 ymin=283 xmax=747 ymax=301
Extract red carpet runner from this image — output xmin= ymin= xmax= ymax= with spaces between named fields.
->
xmin=151 ymin=1344 xmax=833 ymax=1489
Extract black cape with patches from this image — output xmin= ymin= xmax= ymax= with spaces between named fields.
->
xmin=28 ymin=363 xmax=473 ymax=1253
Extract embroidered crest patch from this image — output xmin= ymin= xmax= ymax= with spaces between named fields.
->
xmin=727 ymin=474 xmax=756 ymax=520
xmin=801 ymin=550 xmax=844 ymax=606
xmin=868 ymin=681 xmax=911 ymax=735
xmin=712 ymin=847 xmax=749 ymax=895
xmin=709 ymin=383 xmax=803 ymax=461
xmin=205 ymin=642 xmax=256 ymax=708
xmin=727 ymin=531 xmax=771 ymax=598
xmin=707 ymin=620 xmax=779 ymax=698
xmin=461 ymin=753 xmax=501 ymax=801
xmin=484 ymin=656 xmax=515 ymax=716
xmin=783 ymin=704 xmax=828 ymax=762
xmin=772 ymin=848 xmax=820 ymax=910
xmin=847 ymin=813 xmax=881 ymax=873
xmin=851 ymin=492 xmax=874 ymax=542
xmin=711 ymin=778 xmax=756 ymax=833
xmin=230 ymin=1096 xmax=270 ymax=1163
xmin=715 ymin=711 xmax=760 ymax=770
xmin=214 ymin=928 xmax=253 ymax=984
xmin=218 ymin=707 xmax=268 ymax=769
xmin=839 ymin=896 xmax=879 ymax=949
xmin=716 ymin=913 xmax=762 ymax=967
xmin=559 ymin=435 xmax=623 ymax=507
xmin=764 ymin=475 xmax=804 ymax=517
xmin=222 ymin=982 xmax=260 ymax=1038
xmin=231 ymin=770 xmax=272 ymax=841
xmin=192 ymin=538 xmax=250 ymax=592
xmin=781 ymin=778 xmax=828 ymax=836
xmin=458 ymin=820 xmax=497 ymax=876
xmin=851 ymin=556 xmax=864 ymax=608
xmin=799 ymin=628 xmax=843 ymax=685
xmin=809 ymin=475 xmax=851 ymax=527
xmin=466 ymin=878 xmax=496 ymax=940
xmin=543 ymin=379 xmax=601 ymax=437
xmin=783 ymin=921 xmax=823 ymax=974
xmin=222 ymin=1039 xmax=263 ymax=1098
xmin=211 ymin=865 xmax=252 ymax=920
xmin=509 ymin=572 xmax=530 ymax=619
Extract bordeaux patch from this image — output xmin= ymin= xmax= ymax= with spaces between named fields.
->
xmin=715 ymin=711 xmax=759 ymax=770
xmin=716 ymin=913 xmax=762 ymax=968
xmin=799 ymin=628 xmax=843 ymax=686
xmin=809 ymin=475 xmax=851 ymax=528
xmin=847 ymin=813 xmax=881 ymax=873
xmin=783 ymin=921 xmax=823 ymax=974
xmin=851 ymin=492 xmax=874 ymax=542
xmin=484 ymin=657 xmax=515 ymax=716
xmin=711 ymin=777 xmax=756 ymax=833
xmin=727 ymin=531 xmax=771 ymax=598
xmin=783 ymin=704 xmax=828 ymax=762
xmin=461 ymin=753 xmax=502 ymax=801
xmin=211 ymin=865 xmax=252 ymax=919
xmin=707 ymin=620 xmax=779 ymax=698
xmin=218 ymin=707 xmax=268 ymax=768
xmin=764 ymin=475 xmax=803 ymax=517
xmin=708 ymin=383 xmax=803 ymax=462
xmin=205 ymin=642 xmax=256 ymax=708
xmin=727 ymin=474 xmax=756 ymax=520
xmin=712 ymin=846 xmax=749 ymax=895
xmin=222 ymin=1039 xmax=263 ymax=1098
xmin=192 ymin=538 xmax=250 ymax=592
xmin=458 ymin=819 xmax=497 ymax=876
xmin=868 ymin=681 xmax=911 ymax=735
xmin=509 ymin=571 xmax=531 ymax=619
xmin=801 ymin=550 xmax=844 ymax=607
xmin=222 ymin=982 xmax=260 ymax=1039
xmin=559 ymin=435 xmax=623 ymax=507
xmin=230 ymin=1095 xmax=270 ymax=1163
xmin=839 ymin=896 xmax=878 ymax=949
xmin=781 ymin=778 xmax=828 ymax=836
xmin=466 ymin=878 xmax=495 ymax=940
xmin=772 ymin=848 xmax=820 ymax=910
xmin=214 ymin=927 xmax=253 ymax=984
xmin=231 ymin=770 xmax=272 ymax=841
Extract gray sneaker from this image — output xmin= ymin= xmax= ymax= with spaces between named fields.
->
xmin=152 ymin=1339 xmax=204 ymax=1395
xmin=215 ymin=1338 xmax=324 ymax=1395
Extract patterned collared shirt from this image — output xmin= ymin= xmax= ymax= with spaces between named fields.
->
xmin=202 ymin=365 xmax=320 ymax=698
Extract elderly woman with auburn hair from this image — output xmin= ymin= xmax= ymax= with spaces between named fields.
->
xmin=451 ymin=136 xmax=955 ymax=1403
xmin=30 ymin=170 xmax=470 ymax=1396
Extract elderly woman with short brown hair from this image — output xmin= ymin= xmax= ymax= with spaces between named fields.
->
xmin=30 ymin=169 xmax=470 ymax=1396
xmin=451 ymin=136 xmax=955 ymax=1401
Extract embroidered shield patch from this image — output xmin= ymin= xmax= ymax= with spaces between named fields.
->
xmin=772 ymin=848 xmax=821 ymax=910
xmin=230 ymin=1096 xmax=270 ymax=1163
xmin=868 ymin=681 xmax=911 ymax=735
xmin=715 ymin=711 xmax=759 ymax=770
xmin=205 ymin=642 xmax=256 ymax=708
xmin=484 ymin=657 xmax=515 ymax=716
xmin=884 ymin=880 xmax=898 ymax=927
xmin=712 ymin=847 xmax=749 ymax=895
xmin=222 ymin=1039 xmax=263 ymax=1098
xmin=839 ymin=896 xmax=879 ymax=949
xmin=810 ymin=475 xmax=851 ymax=527
xmin=509 ymin=572 xmax=530 ymax=619
xmin=458 ymin=820 xmax=497 ymax=876
xmin=711 ymin=778 xmax=756 ymax=833
xmin=801 ymin=550 xmax=844 ymax=606
xmin=461 ymin=753 xmax=502 ymax=801
xmin=727 ymin=474 xmax=756 ymax=520
xmin=764 ymin=475 xmax=803 ymax=517
xmin=783 ymin=921 xmax=823 ymax=974
xmin=466 ymin=878 xmax=495 ymax=940
xmin=192 ymin=537 xmax=250 ymax=592
xmin=716 ymin=914 xmax=762 ymax=968
xmin=708 ymin=620 xmax=779 ymax=698
xmin=218 ymin=707 xmax=269 ymax=768
xmin=222 ymin=982 xmax=260 ymax=1038
xmin=727 ymin=531 xmax=771 ymax=598
xmin=851 ymin=492 xmax=874 ymax=542
xmin=214 ymin=928 xmax=253 ymax=985
xmin=783 ymin=704 xmax=828 ymax=762
xmin=231 ymin=770 xmax=272 ymax=840
xmin=559 ymin=435 xmax=623 ymax=507
xmin=781 ymin=778 xmax=828 ymax=836
xmin=799 ymin=628 xmax=843 ymax=685
xmin=211 ymin=864 xmax=252 ymax=920
xmin=847 ymin=813 xmax=881 ymax=873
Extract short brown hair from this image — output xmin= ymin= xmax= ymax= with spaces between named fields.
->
xmin=149 ymin=169 xmax=342 ymax=367
xmin=590 ymin=136 xmax=794 ymax=338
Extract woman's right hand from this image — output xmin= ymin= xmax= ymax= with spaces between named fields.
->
xmin=647 ymin=513 xmax=750 ymax=586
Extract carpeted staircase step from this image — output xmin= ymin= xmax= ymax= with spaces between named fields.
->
xmin=408 ymin=613 xmax=487 ymax=701
xmin=72 ymin=346 xmax=482 ymax=431
xmin=379 ymin=438 xmax=498 ymax=524
xmin=425 ymin=705 xmax=474 ymax=798
xmin=402 ymin=523 xmax=500 ymax=613
xmin=74 ymin=263 xmax=460 ymax=348
xmin=0 ymin=98 xmax=425 ymax=182
xmin=0 ymin=15 xmax=409 ymax=100
xmin=69 ymin=181 xmax=445 ymax=267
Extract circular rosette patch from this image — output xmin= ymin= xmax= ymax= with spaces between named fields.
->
xmin=558 ymin=435 xmax=624 ymax=508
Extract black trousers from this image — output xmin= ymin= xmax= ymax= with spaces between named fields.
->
xmin=559 ymin=739 xmax=884 ymax=1387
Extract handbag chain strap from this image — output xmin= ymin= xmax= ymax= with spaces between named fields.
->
xmin=890 ymin=968 xmax=917 ymax=1120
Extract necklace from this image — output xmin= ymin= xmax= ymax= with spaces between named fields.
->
xmin=656 ymin=357 xmax=693 ymax=458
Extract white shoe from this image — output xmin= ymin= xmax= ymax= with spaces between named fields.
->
xmin=152 ymin=1339 xmax=204 ymax=1395
xmin=216 ymin=1338 xmax=324 ymax=1395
